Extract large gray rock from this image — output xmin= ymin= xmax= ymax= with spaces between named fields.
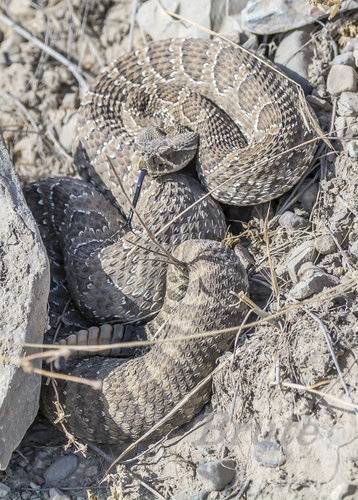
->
xmin=274 ymin=26 xmax=314 ymax=93
xmin=0 ymin=131 xmax=49 ymax=469
xmin=136 ymin=0 xmax=211 ymax=40
xmin=241 ymin=0 xmax=357 ymax=34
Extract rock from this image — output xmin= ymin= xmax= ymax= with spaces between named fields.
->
xmin=197 ymin=459 xmax=236 ymax=491
xmin=330 ymin=483 xmax=357 ymax=500
xmin=347 ymin=140 xmax=358 ymax=158
xmin=279 ymin=211 xmax=309 ymax=231
xmin=1 ymin=33 xmax=23 ymax=59
xmin=0 ymin=132 xmax=49 ymax=470
xmin=335 ymin=116 xmax=346 ymax=138
xmin=274 ymin=27 xmax=313 ymax=92
xmin=315 ymin=234 xmax=336 ymax=255
xmin=0 ymin=484 xmax=10 ymax=498
xmin=287 ymin=240 xmax=316 ymax=283
xmin=331 ymin=52 xmax=355 ymax=67
xmin=350 ymin=240 xmax=358 ymax=258
xmin=342 ymin=36 xmax=358 ymax=53
xmin=337 ymin=92 xmax=358 ymax=117
xmin=290 ymin=266 xmax=340 ymax=300
xmin=241 ymin=0 xmax=356 ymax=34
xmin=296 ymin=262 xmax=321 ymax=280
xmin=211 ymin=0 xmax=230 ymax=33
xmin=253 ymin=440 xmax=285 ymax=467
xmin=58 ymin=113 xmax=78 ymax=153
xmin=43 ymin=455 xmax=79 ymax=484
xmin=326 ymin=65 xmax=358 ymax=95
xmin=172 ymin=492 xmax=207 ymax=500
xmin=354 ymin=47 xmax=358 ymax=67
xmin=62 ymin=92 xmax=79 ymax=110
xmin=48 ymin=488 xmax=70 ymax=500
xmin=241 ymin=0 xmax=318 ymax=34
xmin=346 ymin=116 xmax=358 ymax=135
xmin=331 ymin=207 xmax=348 ymax=223
xmin=136 ymin=0 xmax=211 ymax=40
xmin=298 ymin=182 xmax=319 ymax=212
xmin=42 ymin=69 xmax=61 ymax=92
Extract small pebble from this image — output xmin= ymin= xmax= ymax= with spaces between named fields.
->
xmin=48 ymin=488 xmax=70 ymax=500
xmin=287 ymin=240 xmax=316 ymax=283
xmin=29 ymin=481 xmax=40 ymax=490
xmin=42 ymin=69 xmax=61 ymax=91
xmin=290 ymin=270 xmax=340 ymax=300
xmin=44 ymin=455 xmax=79 ymax=484
xmin=278 ymin=211 xmax=309 ymax=231
xmin=62 ymin=92 xmax=79 ymax=109
xmin=297 ymin=262 xmax=323 ymax=280
xmin=315 ymin=234 xmax=336 ymax=255
xmin=253 ymin=440 xmax=285 ymax=467
xmin=346 ymin=115 xmax=358 ymax=135
xmin=274 ymin=27 xmax=313 ymax=92
xmin=337 ymin=92 xmax=358 ymax=116
xmin=197 ymin=459 xmax=236 ymax=492
xmin=0 ymin=484 xmax=10 ymax=498
xmin=331 ymin=208 xmax=348 ymax=222
xmin=59 ymin=113 xmax=78 ymax=153
xmin=347 ymin=140 xmax=358 ymax=158
xmin=172 ymin=492 xmax=207 ymax=500
xmin=326 ymin=65 xmax=357 ymax=95
xmin=335 ymin=116 xmax=346 ymax=138
xmin=341 ymin=37 xmax=358 ymax=52
xmin=330 ymin=483 xmax=357 ymax=500
xmin=331 ymin=52 xmax=355 ymax=67
xmin=349 ymin=240 xmax=358 ymax=258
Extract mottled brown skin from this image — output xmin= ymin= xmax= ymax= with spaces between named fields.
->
xmin=25 ymin=38 xmax=317 ymax=444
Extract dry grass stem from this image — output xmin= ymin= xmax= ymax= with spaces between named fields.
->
xmin=275 ymin=381 xmax=358 ymax=411
xmin=0 ymin=12 xmax=88 ymax=95
xmin=263 ymin=204 xmax=280 ymax=306
xmin=9 ymin=272 xmax=356 ymax=362
xmin=53 ymin=400 xmax=88 ymax=455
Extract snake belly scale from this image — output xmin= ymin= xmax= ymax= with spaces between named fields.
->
xmin=25 ymin=38 xmax=317 ymax=444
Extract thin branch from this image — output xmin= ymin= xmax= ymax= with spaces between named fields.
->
xmin=128 ymin=0 xmax=139 ymax=52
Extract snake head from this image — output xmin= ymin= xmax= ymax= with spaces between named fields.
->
xmin=133 ymin=125 xmax=199 ymax=176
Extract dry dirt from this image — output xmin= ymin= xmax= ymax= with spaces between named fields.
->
xmin=1 ymin=1 xmax=358 ymax=499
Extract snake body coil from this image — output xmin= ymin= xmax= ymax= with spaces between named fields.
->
xmin=25 ymin=38 xmax=317 ymax=443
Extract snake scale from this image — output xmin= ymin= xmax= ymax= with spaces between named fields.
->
xmin=25 ymin=38 xmax=317 ymax=444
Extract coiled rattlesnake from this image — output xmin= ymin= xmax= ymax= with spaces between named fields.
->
xmin=25 ymin=38 xmax=317 ymax=443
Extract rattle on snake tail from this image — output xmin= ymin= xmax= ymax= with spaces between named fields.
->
xmin=24 ymin=38 xmax=318 ymax=444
